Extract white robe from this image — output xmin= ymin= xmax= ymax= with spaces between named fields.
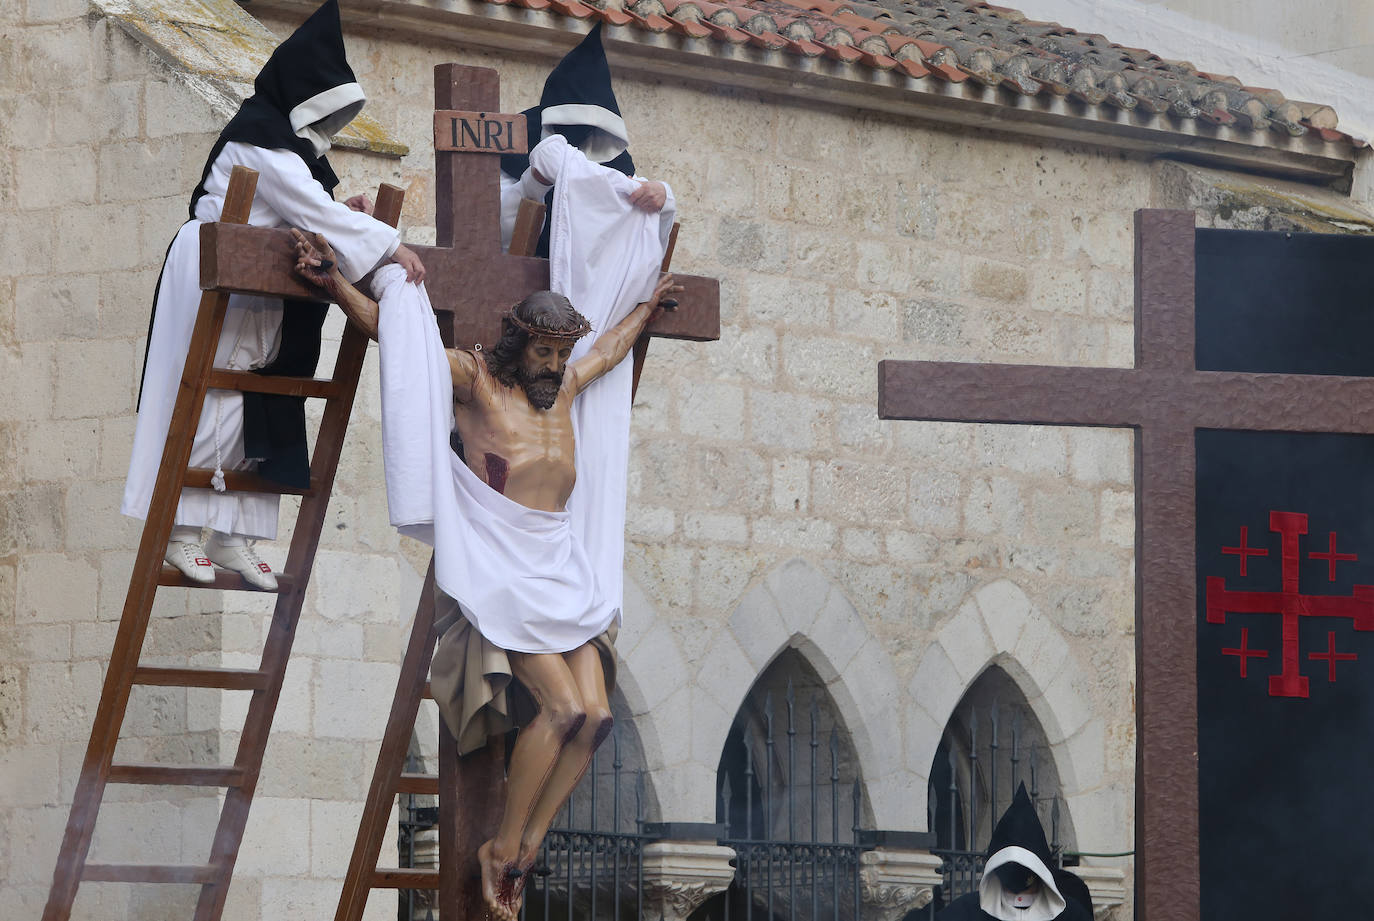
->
xmin=122 ymin=142 xmax=399 ymax=539
xmin=378 ymin=133 xmax=673 ymax=652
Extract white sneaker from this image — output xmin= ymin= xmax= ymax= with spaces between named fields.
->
xmin=165 ymin=539 xmax=215 ymax=583
xmin=206 ymin=539 xmax=279 ymax=591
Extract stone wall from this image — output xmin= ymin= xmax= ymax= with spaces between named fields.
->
xmin=5 ymin=1 xmax=1304 ymax=917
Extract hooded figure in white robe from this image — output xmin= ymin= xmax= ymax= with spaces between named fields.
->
xmin=498 ymin=23 xmax=672 ymax=254
xmin=122 ymin=0 xmax=402 ymax=583
xmin=937 ymin=785 xmax=1093 ymax=921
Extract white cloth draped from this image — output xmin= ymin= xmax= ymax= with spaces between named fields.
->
xmin=535 ymin=134 xmax=675 ymax=623
xmin=377 ymin=133 xmax=673 ymax=653
xmin=122 ymin=142 xmax=399 ymax=539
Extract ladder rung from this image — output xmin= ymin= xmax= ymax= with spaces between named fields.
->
xmin=83 ymin=863 xmax=220 ymax=884
xmin=206 ymin=369 xmax=341 ymax=399
xmin=395 ymin=772 xmax=438 ymax=795
xmin=158 ymin=564 xmax=296 ymax=593
xmin=184 ymin=468 xmax=315 ymax=496
xmin=370 ymin=868 xmax=439 ymax=889
xmin=133 ymin=666 xmax=270 ymax=691
xmin=108 ymin=763 xmax=246 ymax=787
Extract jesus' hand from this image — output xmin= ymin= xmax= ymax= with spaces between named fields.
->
xmin=291 ymin=228 xmax=339 ymax=292
xmin=647 ymin=272 xmax=684 ymax=313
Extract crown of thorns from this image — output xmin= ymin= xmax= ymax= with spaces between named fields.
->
xmin=503 ymin=305 xmax=592 ymax=340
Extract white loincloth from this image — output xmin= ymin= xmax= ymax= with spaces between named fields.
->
xmin=374 ymin=264 xmax=616 ymax=652
xmin=122 ymin=142 xmax=399 ymax=539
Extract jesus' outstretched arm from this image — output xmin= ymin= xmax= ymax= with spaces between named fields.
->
xmin=565 ymin=272 xmax=682 ymax=395
xmin=292 ymin=228 xmax=480 ymax=393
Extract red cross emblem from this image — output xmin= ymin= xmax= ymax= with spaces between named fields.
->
xmin=1205 ymin=510 xmax=1374 ymax=698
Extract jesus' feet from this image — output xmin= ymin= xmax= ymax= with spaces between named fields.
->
xmin=477 ymin=839 xmax=523 ymax=921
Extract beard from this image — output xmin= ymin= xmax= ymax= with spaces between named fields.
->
xmin=517 ymin=367 xmax=563 ymax=410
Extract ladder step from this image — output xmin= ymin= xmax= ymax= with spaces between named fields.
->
xmin=370 ymin=868 xmax=439 ymax=889
xmin=206 ymin=369 xmax=342 ymax=399
xmin=184 ymin=468 xmax=315 ymax=496
xmin=158 ymin=564 xmax=296 ymax=593
xmin=395 ymin=772 xmax=439 ymax=795
xmin=108 ymin=763 xmax=246 ymax=787
xmin=83 ymin=863 xmax=220 ymax=884
xmin=133 ymin=666 xmax=270 ymax=691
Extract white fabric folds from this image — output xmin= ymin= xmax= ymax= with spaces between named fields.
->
xmin=376 ymin=132 xmax=672 ymax=654
xmin=536 ymin=133 xmax=675 ymax=631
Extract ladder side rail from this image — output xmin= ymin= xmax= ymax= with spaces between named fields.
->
xmin=192 ymin=182 xmax=406 ymax=921
xmin=334 ymin=561 xmax=441 ymax=921
xmin=41 ymin=165 xmax=261 ymax=921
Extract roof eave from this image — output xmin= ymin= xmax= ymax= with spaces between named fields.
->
xmin=252 ymin=0 xmax=1360 ymax=190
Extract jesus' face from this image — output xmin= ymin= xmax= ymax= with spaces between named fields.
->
xmin=517 ymin=335 xmax=573 ymax=410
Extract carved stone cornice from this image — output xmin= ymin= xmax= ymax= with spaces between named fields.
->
xmin=859 ymin=849 xmax=943 ymax=921
xmin=641 ymin=841 xmax=738 ymax=921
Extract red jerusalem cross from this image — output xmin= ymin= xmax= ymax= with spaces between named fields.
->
xmin=1206 ymin=511 xmax=1374 ymax=698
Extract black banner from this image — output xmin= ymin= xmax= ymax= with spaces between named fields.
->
xmin=1195 ymin=228 xmax=1374 ymax=918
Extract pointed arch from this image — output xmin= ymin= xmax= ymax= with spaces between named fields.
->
xmin=618 ymin=558 xmax=908 ymax=825
xmin=696 ymin=558 xmax=913 ymax=828
xmin=907 ymin=579 xmax=1111 ymax=844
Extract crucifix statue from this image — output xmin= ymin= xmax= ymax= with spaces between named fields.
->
xmin=202 ymin=58 xmax=718 ymax=921
xmin=878 ymin=210 xmax=1374 ymax=919
xmin=224 ymin=60 xmax=718 ymax=920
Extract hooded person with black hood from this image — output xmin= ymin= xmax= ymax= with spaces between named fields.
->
xmin=498 ymin=23 xmax=672 ymax=255
xmin=937 ymin=784 xmax=1093 ymax=921
xmin=122 ymin=0 xmax=424 ymax=589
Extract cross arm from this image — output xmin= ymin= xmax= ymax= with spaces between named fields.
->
xmin=877 ymin=359 xmax=1143 ymax=428
xmin=878 ymin=359 xmax=1374 ymax=434
xmin=201 ymin=223 xmax=720 ymax=350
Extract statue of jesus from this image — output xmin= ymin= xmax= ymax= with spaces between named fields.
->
xmin=293 ymin=229 xmax=679 ymax=921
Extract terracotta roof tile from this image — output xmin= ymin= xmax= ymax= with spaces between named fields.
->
xmin=489 ymin=0 xmax=1363 ymax=147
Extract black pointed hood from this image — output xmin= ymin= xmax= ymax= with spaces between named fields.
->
xmin=975 ymin=784 xmax=1067 ymax=920
xmin=985 ymin=784 xmax=1054 ymax=867
xmin=501 ymin=23 xmax=633 ymax=179
xmin=188 ymin=0 xmax=364 ymax=216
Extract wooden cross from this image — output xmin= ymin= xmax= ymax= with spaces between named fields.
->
xmin=876 ymin=209 xmax=1374 ymax=921
xmin=205 ymin=62 xmax=719 ymax=921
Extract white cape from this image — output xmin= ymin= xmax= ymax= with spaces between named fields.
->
xmin=377 ymin=133 xmax=672 ymax=652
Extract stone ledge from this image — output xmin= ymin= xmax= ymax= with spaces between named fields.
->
xmin=1073 ymin=863 xmax=1128 ymax=918
xmin=93 ymin=0 xmax=407 ymax=158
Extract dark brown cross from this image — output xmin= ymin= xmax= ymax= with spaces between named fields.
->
xmin=203 ymin=62 xmax=720 ymax=921
xmin=877 ymin=209 xmax=1374 ymax=921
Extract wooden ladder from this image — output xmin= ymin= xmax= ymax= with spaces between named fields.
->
xmin=332 ymin=205 xmax=680 ymax=921
xmin=41 ymin=165 xmax=405 ymax=921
